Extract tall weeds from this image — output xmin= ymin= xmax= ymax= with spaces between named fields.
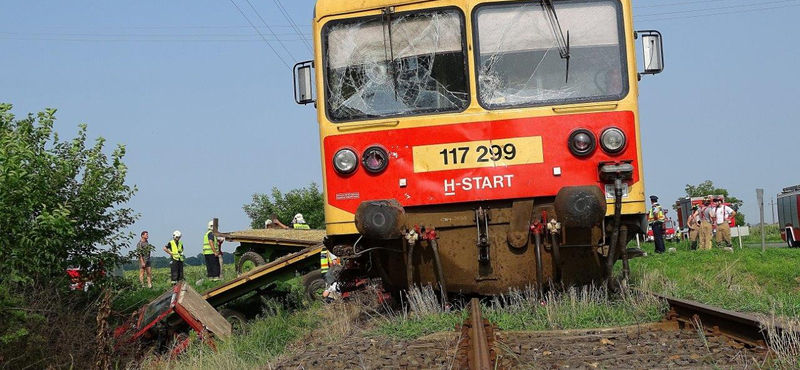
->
xmin=484 ymin=283 xmax=667 ymax=331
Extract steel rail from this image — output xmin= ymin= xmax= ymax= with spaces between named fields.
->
xmin=654 ymin=292 xmax=786 ymax=348
xmin=456 ymin=298 xmax=495 ymax=370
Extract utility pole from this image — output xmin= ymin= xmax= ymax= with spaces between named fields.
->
xmin=769 ymin=198 xmax=776 ymax=224
xmin=757 ymin=189 xmax=765 ymax=253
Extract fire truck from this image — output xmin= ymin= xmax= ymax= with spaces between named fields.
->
xmin=674 ymin=196 xmax=737 ymax=237
xmin=292 ymin=0 xmax=664 ymax=296
xmin=778 ymin=185 xmax=800 ymax=248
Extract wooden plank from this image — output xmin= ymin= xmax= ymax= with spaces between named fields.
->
xmin=226 ymin=229 xmax=326 ymax=244
xmin=178 ymin=284 xmax=232 ymax=339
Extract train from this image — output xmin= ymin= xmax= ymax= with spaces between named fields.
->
xmin=292 ymin=0 xmax=664 ymax=296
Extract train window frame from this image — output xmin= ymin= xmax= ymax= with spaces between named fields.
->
xmin=471 ymin=0 xmax=630 ymax=111
xmin=321 ymin=6 xmax=471 ymax=124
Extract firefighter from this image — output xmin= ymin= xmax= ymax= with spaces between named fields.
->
xmin=647 ymin=195 xmax=666 ymax=253
xmin=697 ymin=197 xmax=714 ymax=250
xmin=203 ymin=221 xmax=221 ymax=281
xmin=712 ymin=197 xmax=736 ymax=250
xmin=163 ymin=230 xmax=185 ymax=284
xmin=292 ymin=213 xmax=311 ymax=229
xmin=687 ymin=205 xmax=700 ymax=250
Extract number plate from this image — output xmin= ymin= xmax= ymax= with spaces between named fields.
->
xmin=412 ymin=136 xmax=544 ymax=173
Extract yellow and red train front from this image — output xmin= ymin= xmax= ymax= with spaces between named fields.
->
xmin=311 ymin=0 xmax=648 ymax=294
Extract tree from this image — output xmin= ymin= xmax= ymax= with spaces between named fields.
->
xmin=0 ymin=104 xmax=137 ymax=283
xmin=684 ymin=180 xmax=745 ymax=225
xmin=0 ymin=104 xmax=137 ymax=367
xmin=243 ymin=183 xmax=324 ymax=229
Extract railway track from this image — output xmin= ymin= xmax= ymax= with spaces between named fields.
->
xmin=456 ymin=298 xmax=498 ymax=370
xmin=454 ymin=293 xmax=787 ymax=370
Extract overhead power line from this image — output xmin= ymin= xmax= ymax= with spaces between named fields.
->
xmin=245 ymin=0 xmax=295 ymax=61
xmin=634 ymin=0 xmax=726 ymax=9
xmin=636 ymin=0 xmax=797 ymax=17
xmin=273 ymin=0 xmax=313 ymax=53
xmin=636 ymin=3 xmax=800 ymax=21
xmin=228 ymin=0 xmax=290 ymax=69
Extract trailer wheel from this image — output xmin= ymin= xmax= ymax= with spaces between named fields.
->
xmin=219 ymin=309 xmax=247 ymax=334
xmin=237 ymin=251 xmax=266 ymax=274
xmin=302 ymin=270 xmax=326 ymax=302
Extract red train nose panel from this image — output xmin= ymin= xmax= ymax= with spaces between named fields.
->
xmin=324 ymin=111 xmax=638 ymax=214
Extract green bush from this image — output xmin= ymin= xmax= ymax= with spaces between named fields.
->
xmin=0 ymin=104 xmax=136 ymax=368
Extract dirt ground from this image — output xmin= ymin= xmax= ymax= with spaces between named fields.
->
xmin=272 ymin=321 xmax=767 ymax=370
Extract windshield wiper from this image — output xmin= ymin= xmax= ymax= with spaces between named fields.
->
xmin=382 ymin=7 xmax=399 ymax=101
xmin=541 ymin=0 xmax=570 ymax=83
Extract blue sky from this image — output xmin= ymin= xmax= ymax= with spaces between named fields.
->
xmin=2 ymin=1 xmax=798 ymax=255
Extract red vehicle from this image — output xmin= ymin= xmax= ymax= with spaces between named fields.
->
xmin=114 ymin=282 xmax=230 ymax=356
xmin=778 ymin=185 xmax=800 ymax=248
xmin=66 ymin=267 xmax=106 ymax=291
xmin=646 ymin=219 xmax=677 ymax=242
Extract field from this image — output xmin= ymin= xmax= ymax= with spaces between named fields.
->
xmin=116 ymin=263 xmax=237 ymax=313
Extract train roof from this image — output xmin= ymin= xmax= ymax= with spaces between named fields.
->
xmin=315 ymin=0 xmax=446 ymax=21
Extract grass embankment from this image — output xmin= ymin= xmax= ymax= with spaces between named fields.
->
xmin=627 ymin=240 xmax=800 ymax=318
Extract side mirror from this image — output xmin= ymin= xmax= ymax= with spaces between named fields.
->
xmin=636 ymin=30 xmax=664 ymax=77
xmin=293 ymin=61 xmax=315 ymax=105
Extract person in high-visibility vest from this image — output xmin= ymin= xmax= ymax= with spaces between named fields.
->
xmin=647 ymin=195 xmax=666 ymax=254
xmin=162 ymin=230 xmax=185 ymax=284
xmin=292 ymin=213 xmax=311 ymax=229
xmin=320 ymin=249 xmax=330 ymax=274
xmin=203 ymin=220 xmax=221 ymax=281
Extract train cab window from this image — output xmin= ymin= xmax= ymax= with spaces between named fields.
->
xmin=323 ymin=9 xmax=469 ymax=122
xmin=474 ymin=0 xmax=628 ymax=109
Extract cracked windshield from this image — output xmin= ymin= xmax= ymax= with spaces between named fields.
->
xmin=324 ymin=9 xmax=468 ymax=122
xmin=476 ymin=0 xmax=627 ymax=109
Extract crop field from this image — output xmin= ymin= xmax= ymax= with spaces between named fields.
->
xmin=116 ymin=264 xmax=237 ymax=313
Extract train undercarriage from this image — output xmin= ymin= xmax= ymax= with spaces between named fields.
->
xmin=326 ymin=183 xmax=646 ymax=297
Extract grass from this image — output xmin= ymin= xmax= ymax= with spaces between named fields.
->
xmin=371 ymin=284 xmax=667 ymax=340
xmin=370 ymin=286 xmax=466 ymax=340
xmin=625 ymin=239 xmax=800 ymax=318
xmin=137 ymin=303 xmax=322 ymax=370
xmin=115 ymin=264 xmax=237 ymax=313
xmin=483 ymin=285 xmax=667 ymax=331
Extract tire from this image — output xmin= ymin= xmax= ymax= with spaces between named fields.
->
xmin=302 ymin=270 xmax=327 ymax=302
xmin=237 ymin=251 xmax=266 ymax=275
xmin=219 ymin=308 xmax=247 ymax=335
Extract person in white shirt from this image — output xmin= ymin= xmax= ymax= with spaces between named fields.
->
xmin=712 ymin=198 xmax=736 ymax=249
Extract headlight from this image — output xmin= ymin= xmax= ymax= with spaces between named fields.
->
xmin=333 ymin=148 xmax=358 ymax=174
xmin=600 ymin=128 xmax=626 ymax=154
xmin=362 ymin=146 xmax=389 ymax=173
xmin=568 ymin=129 xmax=596 ymax=157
